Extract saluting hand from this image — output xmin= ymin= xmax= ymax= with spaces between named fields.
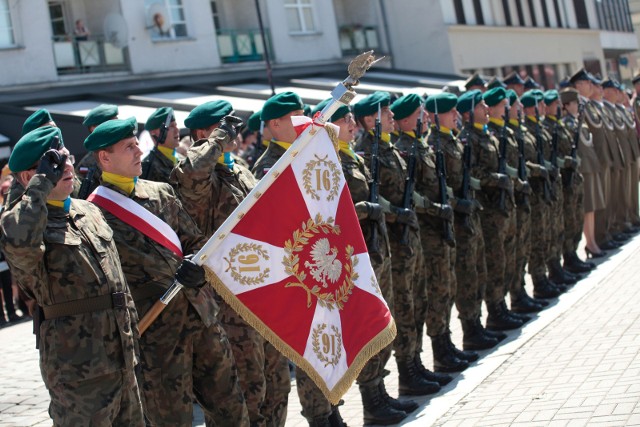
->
xmin=37 ymin=149 xmax=67 ymax=185
xmin=219 ymin=115 xmax=244 ymax=140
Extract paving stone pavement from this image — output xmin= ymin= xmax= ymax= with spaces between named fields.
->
xmin=2 ymin=235 xmax=639 ymax=426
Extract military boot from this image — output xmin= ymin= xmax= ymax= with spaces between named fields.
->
xmin=563 ymin=251 xmax=594 ymax=273
xmin=532 ymin=275 xmax=562 ymax=299
xmin=359 ymin=378 xmax=408 ymax=425
xmin=462 ymin=318 xmax=499 ymax=350
xmin=397 ymin=358 xmax=441 ymax=396
xmin=486 ymin=301 xmax=524 ymax=330
xmin=548 ymin=258 xmax=578 ymax=285
xmin=413 ymin=353 xmax=453 ymax=386
xmin=328 ymin=404 xmax=348 ymax=427
xmin=446 ymin=332 xmax=479 ymax=361
xmin=478 ymin=316 xmax=508 ymax=342
xmin=378 ymin=378 xmax=419 ymax=413
xmin=431 ymin=334 xmax=469 ymax=373
xmin=307 ymin=417 xmax=331 ymax=427
xmin=501 ymin=300 xmax=531 ymax=323
xmin=511 ymin=288 xmax=544 ymax=313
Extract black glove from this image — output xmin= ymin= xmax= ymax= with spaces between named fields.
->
xmin=537 ymin=165 xmax=549 ymax=180
xmin=219 ymin=115 xmax=244 ymax=140
xmin=515 ymin=179 xmax=531 ymax=195
xmin=492 ymin=173 xmax=511 ymax=190
xmin=550 ymin=165 xmax=560 ymax=180
xmin=175 ymin=254 xmax=206 ymax=289
xmin=393 ymin=207 xmax=419 ymax=230
xmin=434 ymin=203 xmax=454 ymax=222
xmin=36 ymin=149 xmax=67 ymax=185
xmin=564 ymin=156 xmax=578 ymax=170
xmin=454 ymin=199 xmax=474 ymax=215
xmin=365 ymin=202 xmax=384 ymax=222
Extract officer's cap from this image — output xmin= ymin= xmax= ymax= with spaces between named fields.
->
xmin=84 ymin=117 xmax=138 ymax=152
xmin=569 ymin=68 xmax=592 ymax=85
xmin=520 ymin=90 xmax=545 ymax=108
xmin=543 ymin=89 xmax=560 ymax=105
xmin=353 ymin=91 xmax=391 ymax=118
xmin=10 ymin=126 xmax=64 ymax=172
xmin=83 ymin=104 xmax=119 ymax=128
xmin=464 ymin=72 xmax=486 ymax=89
xmin=145 ymin=107 xmax=174 ymax=131
xmin=524 ymin=77 xmax=541 ymax=90
xmin=311 ymin=98 xmax=351 ymax=123
xmin=22 ymin=109 xmax=53 ymax=136
xmin=390 ymin=94 xmax=422 ymax=121
xmin=261 ymin=92 xmax=304 ymax=121
xmin=559 ymin=88 xmax=579 ymax=105
xmin=632 ymin=74 xmax=640 ymax=85
xmin=185 ymin=100 xmax=233 ymax=130
xmin=482 ymin=87 xmax=508 ymax=107
xmin=486 ymin=77 xmax=506 ymax=90
xmin=456 ymin=90 xmax=483 ymax=114
xmin=503 ymin=71 xmax=525 ymax=86
xmin=558 ymin=77 xmax=571 ymax=89
xmin=601 ymin=78 xmax=620 ymax=90
xmin=425 ymin=92 xmax=458 ymax=114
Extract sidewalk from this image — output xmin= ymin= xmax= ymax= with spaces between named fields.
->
xmin=2 ymin=234 xmax=639 ymax=426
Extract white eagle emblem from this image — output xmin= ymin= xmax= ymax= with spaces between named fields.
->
xmin=305 ymin=238 xmax=342 ymax=288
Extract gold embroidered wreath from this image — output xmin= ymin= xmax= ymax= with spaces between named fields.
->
xmin=312 ymin=324 xmax=342 ymax=367
xmin=302 ymin=154 xmax=341 ymax=202
xmin=224 ymin=243 xmax=271 ymax=286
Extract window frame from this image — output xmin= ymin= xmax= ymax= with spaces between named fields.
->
xmin=284 ymin=0 xmax=318 ymax=35
xmin=0 ymin=0 xmax=16 ymax=48
xmin=145 ymin=0 xmax=189 ymax=41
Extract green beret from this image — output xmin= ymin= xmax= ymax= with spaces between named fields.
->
xmin=22 ymin=109 xmax=53 ymax=136
xmin=506 ymin=89 xmax=519 ymax=106
xmin=261 ymin=92 xmax=304 ymax=121
xmin=311 ymin=98 xmax=350 ymax=122
xmin=84 ymin=117 xmax=137 ymax=152
xmin=185 ymin=100 xmax=233 ymax=129
xmin=83 ymin=104 xmax=118 ymax=127
xmin=543 ymin=90 xmax=559 ymax=105
xmin=353 ymin=91 xmax=391 ymax=117
xmin=483 ymin=87 xmax=507 ymax=107
xmin=390 ymin=94 xmax=422 ymax=121
xmin=425 ymin=92 xmax=458 ymax=114
xmin=247 ymin=110 xmax=262 ymax=132
xmin=520 ymin=90 xmax=544 ymax=108
xmin=457 ymin=90 xmax=483 ymax=114
xmin=303 ymin=104 xmax=312 ymax=117
xmin=145 ymin=107 xmax=174 ymax=130
xmin=10 ymin=126 xmax=64 ymax=172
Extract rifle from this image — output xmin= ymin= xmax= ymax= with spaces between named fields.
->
xmin=141 ymin=112 xmax=173 ymax=179
xmin=497 ymin=102 xmax=510 ymax=213
xmin=515 ymin=108 xmax=530 ymax=211
xmin=550 ymin=104 xmax=561 ymax=180
xmin=368 ymin=103 xmax=383 ymax=262
xmin=400 ymin=106 xmax=421 ymax=247
xmin=563 ymin=102 xmax=584 ymax=188
xmin=77 ymin=166 xmax=95 ymax=200
xmin=249 ymin=120 xmax=265 ymax=169
xmin=534 ymin=101 xmax=552 ymax=203
xmin=457 ymin=99 xmax=475 ymax=234
xmin=433 ymin=105 xmax=455 ymax=247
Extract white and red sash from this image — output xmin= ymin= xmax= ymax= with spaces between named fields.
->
xmin=87 ymin=186 xmax=183 ymax=257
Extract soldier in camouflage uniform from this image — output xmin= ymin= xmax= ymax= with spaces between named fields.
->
xmin=354 ymin=92 xmax=447 ymax=389
xmin=312 ymin=98 xmax=414 ymax=425
xmin=392 ymin=94 xmax=478 ymax=373
xmin=75 ymin=104 xmax=119 ymax=198
xmin=172 ymin=101 xmax=291 ymax=427
xmin=140 ymin=106 xmax=180 ymax=183
xmin=0 ymin=126 xmax=144 ymax=426
xmin=85 ymin=118 xmax=249 ymax=427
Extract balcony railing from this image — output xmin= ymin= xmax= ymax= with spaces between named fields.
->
xmin=339 ymin=25 xmax=379 ymax=55
xmin=52 ymin=35 xmax=129 ymax=75
xmin=216 ymin=28 xmax=273 ymax=64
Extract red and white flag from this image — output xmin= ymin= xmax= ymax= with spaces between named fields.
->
xmin=199 ymin=116 xmax=396 ymax=403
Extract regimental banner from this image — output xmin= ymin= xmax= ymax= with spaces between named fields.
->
xmin=200 ymin=117 xmax=396 ymax=403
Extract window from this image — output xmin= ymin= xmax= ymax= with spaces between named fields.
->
xmin=454 ymin=0 xmax=466 ymax=24
xmin=0 ymin=0 xmax=15 ymax=47
xmin=472 ymin=0 xmax=485 ymax=25
xmin=210 ymin=1 xmax=221 ymax=32
xmin=573 ymin=0 xmax=590 ymax=29
xmin=285 ymin=0 xmax=316 ymax=33
xmin=48 ymin=1 xmax=67 ymax=38
xmin=145 ymin=0 xmax=188 ymax=39
xmin=502 ymin=0 xmax=513 ymax=26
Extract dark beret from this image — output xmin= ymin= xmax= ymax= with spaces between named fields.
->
xmin=10 ymin=126 xmax=64 ymax=172
xmin=390 ymin=94 xmax=422 ymax=121
xmin=84 ymin=117 xmax=138 ymax=152
xmin=145 ymin=107 xmax=174 ymax=130
xmin=425 ymin=92 xmax=458 ymax=114
xmin=261 ymin=92 xmax=304 ymax=121
xmin=185 ymin=100 xmax=233 ymax=129
xmin=83 ymin=104 xmax=118 ymax=127
xmin=482 ymin=87 xmax=507 ymax=107
xmin=457 ymin=90 xmax=483 ymax=114
xmin=311 ymin=98 xmax=351 ymax=122
xmin=22 ymin=109 xmax=53 ymax=136
xmin=353 ymin=91 xmax=391 ymax=117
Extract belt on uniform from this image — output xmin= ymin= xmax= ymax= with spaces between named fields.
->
xmin=130 ymin=284 xmax=166 ymax=303
xmin=42 ymin=292 xmax=129 ymax=320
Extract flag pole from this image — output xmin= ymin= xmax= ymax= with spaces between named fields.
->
xmin=138 ymin=51 xmax=383 ymax=336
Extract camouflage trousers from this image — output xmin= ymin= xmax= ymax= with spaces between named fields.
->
xmin=218 ymin=302 xmax=290 ymax=427
xmin=138 ymin=298 xmax=249 ymax=427
xmin=296 ymin=369 xmax=331 ymax=420
xmin=546 ymin=180 xmax=565 ymax=263
xmin=528 ymin=191 xmax=550 ymax=279
xmin=454 ymin=213 xmax=485 ymax=321
xmin=563 ymin=174 xmax=584 ymax=254
xmin=418 ymin=225 xmax=456 ymax=338
xmin=512 ymin=206 xmax=531 ymax=298
xmin=48 ymin=368 xmax=144 ymax=427
xmin=502 ymin=206 xmax=518 ymax=300
xmin=479 ymin=207 xmax=510 ymax=306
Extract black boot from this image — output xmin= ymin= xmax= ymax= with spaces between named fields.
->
xmin=486 ymin=302 xmax=524 ymax=330
xmin=445 ymin=331 xmax=479 ymax=361
xmin=478 ymin=316 xmax=508 ymax=342
xmin=532 ymin=275 xmax=561 ymax=299
xmin=511 ymin=288 xmax=544 ymax=313
xmin=501 ymin=300 xmax=531 ymax=323
xmin=413 ymin=353 xmax=453 ymax=386
xmin=462 ymin=318 xmax=499 ymax=350
xmin=378 ymin=379 xmax=419 ymax=413
xmin=307 ymin=417 xmax=331 ymax=427
xmin=328 ymin=404 xmax=348 ymax=427
xmin=563 ymin=252 xmax=594 ymax=273
xmin=397 ymin=358 xmax=441 ymax=396
xmin=548 ymin=259 xmax=577 ymax=285
xmin=431 ymin=334 xmax=469 ymax=373
xmin=359 ymin=379 xmax=408 ymax=425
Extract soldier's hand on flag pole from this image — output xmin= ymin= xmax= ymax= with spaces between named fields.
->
xmin=174 ymin=254 xmax=206 ymax=288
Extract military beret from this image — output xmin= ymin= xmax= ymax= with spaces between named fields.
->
xmin=353 ymin=91 xmax=391 ymax=117
xmin=83 ymin=104 xmax=118 ymax=127
xmin=311 ymin=98 xmax=350 ymax=122
xmin=503 ymin=71 xmax=525 ymax=86
xmin=524 ymin=77 xmax=541 ymax=90
xmin=520 ymin=90 xmax=544 ymax=108
xmin=559 ymin=88 xmax=579 ymax=105
xmin=482 ymin=87 xmax=507 ymax=107
xmin=185 ymin=100 xmax=233 ymax=129
xmin=247 ymin=110 xmax=262 ymax=132
xmin=543 ymin=90 xmax=560 ymax=105
xmin=84 ymin=117 xmax=138 ymax=152
xmin=425 ymin=92 xmax=458 ymax=114
xmin=145 ymin=106 xmax=174 ymax=130
xmin=506 ymin=89 xmax=519 ymax=107
xmin=601 ymin=78 xmax=620 ymax=90
xmin=486 ymin=77 xmax=506 ymax=90
xmin=261 ymin=92 xmax=304 ymax=121
xmin=303 ymin=104 xmax=312 ymax=117
xmin=22 ymin=109 xmax=53 ymax=136
xmin=390 ymin=94 xmax=422 ymax=121
xmin=632 ymin=74 xmax=640 ymax=85
xmin=464 ymin=72 xmax=486 ymax=89
xmin=569 ymin=68 xmax=591 ymax=85
xmin=457 ymin=89 xmax=483 ymax=114
xmin=9 ymin=126 xmax=64 ymax=172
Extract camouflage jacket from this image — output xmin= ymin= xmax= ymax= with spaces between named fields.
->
xmin=0 ymin=174 xmax=137 ymax=387
xmin=542 ymin=116 xmax=579 ymax=167
xmin=141 ymin=147 xmax=176 ymax=185
xmin=94 ymin=179 xmax=218 ymax=326
xmin=251 ymin=141 xmax=287 ymax=180
xmin=172 ymin=129 xmax=257 ymax=237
